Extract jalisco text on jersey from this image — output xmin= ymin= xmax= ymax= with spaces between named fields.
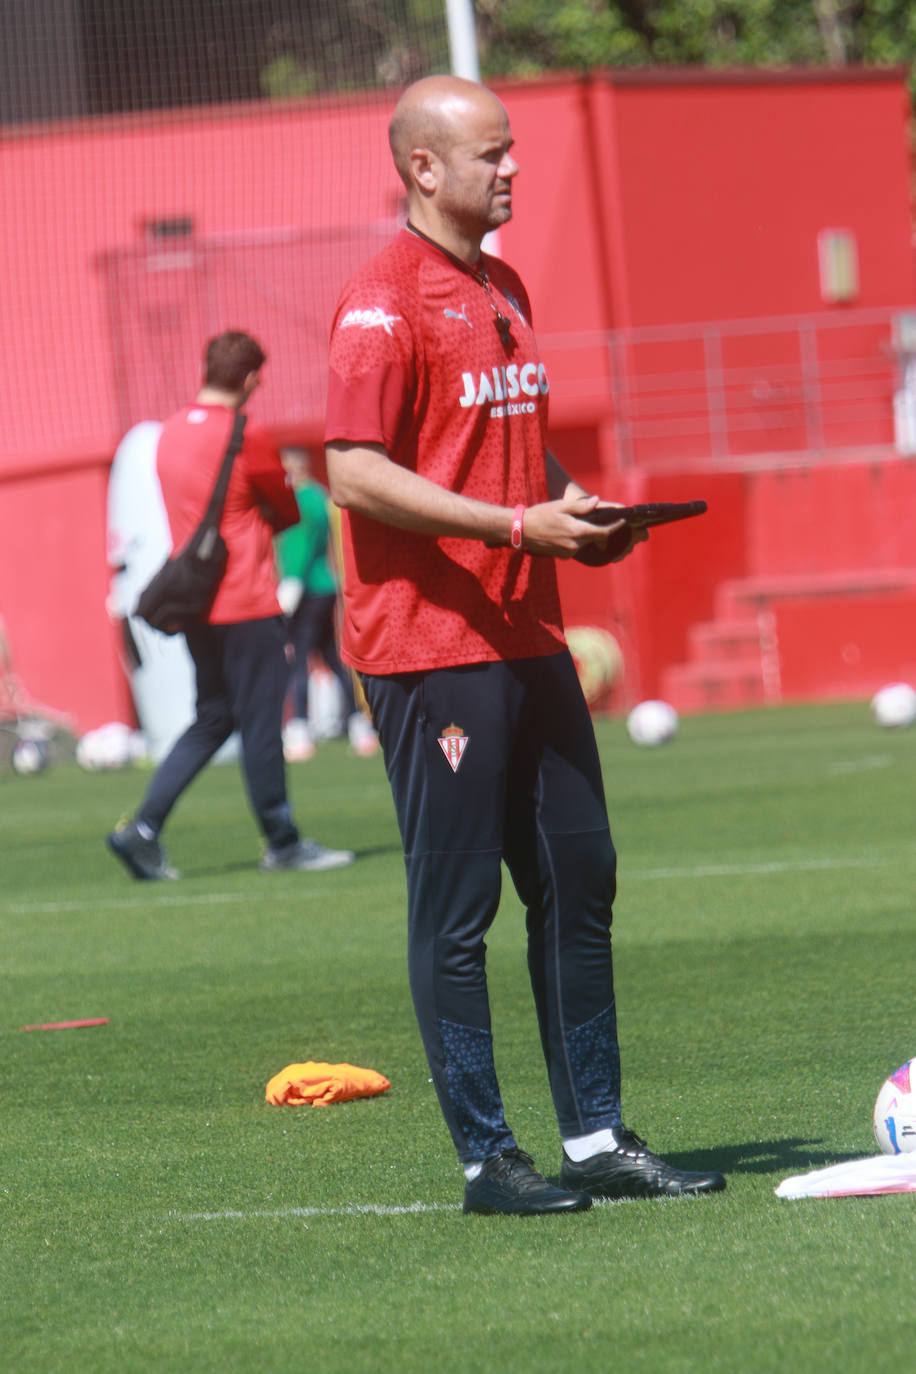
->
xmin=459 ymin=363 xmax=549 ymax=409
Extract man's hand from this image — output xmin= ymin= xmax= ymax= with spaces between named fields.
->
xmin=573 ymin=502 xmax=650 ymax=566
xmin=522 ymin=495 xmax=647 ymax=562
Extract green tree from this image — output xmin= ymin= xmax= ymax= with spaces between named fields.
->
xmin=474 ymin=0 xmax=916 ymax=78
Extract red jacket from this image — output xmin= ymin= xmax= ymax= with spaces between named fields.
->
xmin=156 ymin=404 xmax=299 ymax=623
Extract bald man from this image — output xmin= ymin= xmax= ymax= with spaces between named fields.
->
xmin=325 ymin=77 xmax=725 ymax=1215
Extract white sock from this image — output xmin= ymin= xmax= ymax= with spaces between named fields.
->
xmin=464 ymin=1162 xmax=484 ymax=1181
xmin=562 ymin=1127 xmax=618 ymax=1162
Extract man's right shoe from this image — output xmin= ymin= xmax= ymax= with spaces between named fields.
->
xmin=560 ymin=1127 xmax=726 ymax=1200
xmin=107 ymin=820 xmax=179 ymax=881
xmin=259 ymin=838 xmax=355 ymax=872
xmin=463 ymin=1148 xmax=593 ymax=1216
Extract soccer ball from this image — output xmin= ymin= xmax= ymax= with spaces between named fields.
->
xmin=870 ymin=682 xmax=916 ymax=729
xmin=566 ymin=626 xmax=623 ymax=707
xmin=11 ymin=737 xmax=49 ymax=775
xmin=873 ymin=1061 xmax=916 ymax=1154
xmin=76 ymin=721 xmax=134 ymax=771
xmin=626 ymin=699 xmax=679 ymax=748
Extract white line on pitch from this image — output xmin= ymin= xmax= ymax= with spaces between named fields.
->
xmin=827 ymin=755 xmax=892 ymax=775
xmin=6 ymin=892 xmax=282 ymax=915
xmin=173 ymin=1203 xmax=462 ymax=1221
xmin=627 ymin=857 xmax=882 ymax=880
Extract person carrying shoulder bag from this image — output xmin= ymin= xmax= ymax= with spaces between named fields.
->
xmin=107 ymin=330 xmax=355 ymax=880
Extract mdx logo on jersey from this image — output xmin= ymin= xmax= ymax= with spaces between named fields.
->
xmin=459 ymin=362 xmax=549 ymax=418
xmin=340 ymin=307 xmax=401 ymax=335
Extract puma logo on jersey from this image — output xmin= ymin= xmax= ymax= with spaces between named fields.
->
xmin=340 ymin=307 xmax=401 ymax=336
xmin=444 ymin=304 xmax=473 ymax=328
xmin=459 ymin=363 xmax=550 ymax=409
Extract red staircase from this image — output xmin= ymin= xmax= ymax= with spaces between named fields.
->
xmin=661 ymin=567 xmax=916 ymax=713
xmin=661 ymin=613 xmax=773 ymax=712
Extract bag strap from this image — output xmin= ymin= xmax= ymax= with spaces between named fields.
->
xmin=201 ymin=411 xmax=247 ymax=528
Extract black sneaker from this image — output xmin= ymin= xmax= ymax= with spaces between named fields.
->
xmin=463 ymin=1148 xmax=593 ymax=1216
xmin=107 ymin=820 xmax=179 ymax=881
xmin=560 ymin=1128 xmax=726 ymax=1200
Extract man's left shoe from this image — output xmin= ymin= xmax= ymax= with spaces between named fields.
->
xmin=560 ymin=1128 xmax=726 ymax=1200
xmin=259 ymin=838 xmax=355 ymax=872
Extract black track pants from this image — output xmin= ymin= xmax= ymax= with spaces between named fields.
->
xmin=138 ymin=616 xmax=298 ymax=849
xmin=362 ymin=651 xmax=622 ymax=1163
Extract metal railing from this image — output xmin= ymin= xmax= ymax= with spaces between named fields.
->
xmin=540 ymin=305 xmax=913 ymax=469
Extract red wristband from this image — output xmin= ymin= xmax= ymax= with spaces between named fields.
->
xmin=511 ymin=504 xmax=525 ymax=549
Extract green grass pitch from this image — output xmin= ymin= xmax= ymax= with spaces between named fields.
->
xmin=2 ymin=701 xmax=914 ymax=1372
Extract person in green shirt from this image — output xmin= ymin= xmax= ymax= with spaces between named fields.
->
xmin=275 ymin=449 xmax=377 ymax=757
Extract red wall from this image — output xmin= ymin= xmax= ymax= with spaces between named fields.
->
xmin=743 ymin=461 xmax=916 ymax=575
xmin=2 ymin=70 xmax=914 ymax=731
xmin=608 ymin=70 xmax=914 ymax=325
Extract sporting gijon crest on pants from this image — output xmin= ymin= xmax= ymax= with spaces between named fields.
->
xmin=438 ymin=722 xmax=469 ymax=774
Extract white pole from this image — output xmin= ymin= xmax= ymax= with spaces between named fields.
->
xmin=445 ymin=0 xmax=481 ymax=81
xmin=445 ymin=0 xmax=503 ymax=255
xmin=444 ymin=1 xmax=503 ymax=256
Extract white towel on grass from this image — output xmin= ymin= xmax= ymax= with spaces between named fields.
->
xmin=776 ymin=1153 xmax=916 ymax=1199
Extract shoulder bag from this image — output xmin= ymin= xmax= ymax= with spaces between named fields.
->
xmin=134 ymin=411 xmax=247 ymax=635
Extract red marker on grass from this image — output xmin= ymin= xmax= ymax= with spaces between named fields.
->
xmin=22 ymin=1018 xmax=109 ymax=1032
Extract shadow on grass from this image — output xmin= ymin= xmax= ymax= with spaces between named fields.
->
xmin=663 ymin=1138 xmax=847 ymax=1177
xmin=543 ymin=1139 xmax=847 ymax=1190
xmin=184 ymin=841 xmax=404 ymax=880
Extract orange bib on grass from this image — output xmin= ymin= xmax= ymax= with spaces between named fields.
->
xmin=266 ymin=1061 xmax=391 ymax=1106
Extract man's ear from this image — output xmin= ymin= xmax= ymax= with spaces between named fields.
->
xmin=409 ymin=147 xmax=439 ymax=195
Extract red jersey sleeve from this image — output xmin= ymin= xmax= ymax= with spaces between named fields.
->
xmin=325 ymin=286 xmax=416 ymax=451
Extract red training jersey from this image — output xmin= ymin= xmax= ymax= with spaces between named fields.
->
xmin=156 ymin=404 xmax=299 ymax=624
xmin=325 ymin=228 xmax=565 ymax=675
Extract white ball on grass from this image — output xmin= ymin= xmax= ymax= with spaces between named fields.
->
xmin=870 ymin=683 xmax=916 ymax=729
xmin=626 ymin=699 xmax=679 ymax=748
xmin=11 ymin=738 xmax=49 ymax=775
xmin=76 ymin=722 xmax=134 ymax=770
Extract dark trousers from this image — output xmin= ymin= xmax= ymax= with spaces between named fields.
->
xmin=137 ymin=616 xmax=298 ymax=850
xmin=288 ymin=592 xmax=357 ymax=721
xmin=362 ymin=651 xmax=622 ymax=1163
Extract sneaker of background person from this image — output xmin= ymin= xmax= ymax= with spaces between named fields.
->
xmin=346 ymin=710 xmax=379 ymax=757
xmin=259 ymin=837 xmax=355 ymax=872
xmin=282 ymin=717 xmax=316 ymax=762
xmin=106 ymin=819 xmax=180 ymax=881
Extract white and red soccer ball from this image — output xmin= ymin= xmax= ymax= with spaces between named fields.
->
xmin=873 ymin=1060 xmax=916 ymax=1155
